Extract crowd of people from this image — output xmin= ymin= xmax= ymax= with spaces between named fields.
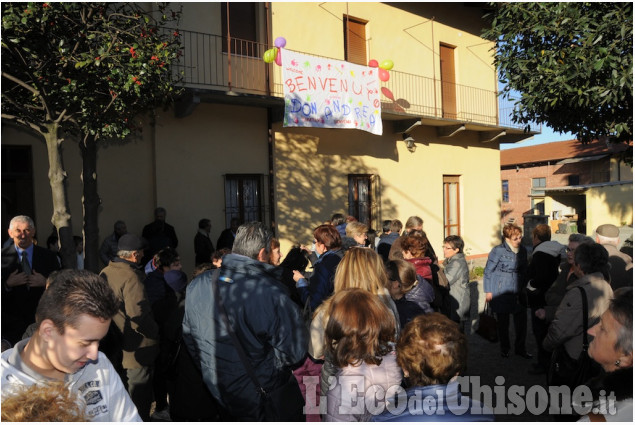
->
xmin=0 ymin=211 xmax=632 ymax=422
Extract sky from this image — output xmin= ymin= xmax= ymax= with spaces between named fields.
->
xmin=499 ymin=126 xmax=576 ymax=150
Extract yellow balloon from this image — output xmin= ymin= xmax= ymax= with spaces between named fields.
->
xmin=263 ymin=48 xmax=277 ymax=63
xmin=379 ymin=59 xmax=394 ymax=70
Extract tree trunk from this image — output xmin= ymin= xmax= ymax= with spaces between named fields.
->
xmin=80 ymin=135 xmax=100 ymax=272
xmin=44 ymin=123 xmax=77 ymax=269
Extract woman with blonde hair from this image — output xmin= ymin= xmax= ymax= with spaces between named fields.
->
xmin=307 ymin=248 xmax=399 ymax=397
xmin=324 ymin=289 xmax=403 ymax=421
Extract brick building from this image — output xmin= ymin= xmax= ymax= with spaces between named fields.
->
xmin=500 ymin=139 xmax=632 ymax=235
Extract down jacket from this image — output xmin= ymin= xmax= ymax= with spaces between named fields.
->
xmin=182 ymin=253 xmax=308 ymax=420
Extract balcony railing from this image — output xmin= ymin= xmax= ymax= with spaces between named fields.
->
xmin=175 ymin=30 xmax=537 ymax=131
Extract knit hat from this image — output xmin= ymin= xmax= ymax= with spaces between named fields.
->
xmin=596 ymin=224 xmax=620 ymax=238
xmin=117 ymin=234 xmax=145 ymax=251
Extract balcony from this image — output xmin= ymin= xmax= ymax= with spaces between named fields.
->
xmin=175 ymin=30 xmax=540 ymax=137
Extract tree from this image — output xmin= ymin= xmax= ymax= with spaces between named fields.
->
xmin=2 ymin=3 xmax=182 ymax=270
xmin=483 ymin=2 xmax=632 ymax=161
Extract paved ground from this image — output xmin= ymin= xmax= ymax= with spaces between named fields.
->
xmin=464 ymin=278 xmax=553 ymax=421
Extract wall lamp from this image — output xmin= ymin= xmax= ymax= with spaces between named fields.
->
xmin=403 ymin=133 xmax=416 ymax=153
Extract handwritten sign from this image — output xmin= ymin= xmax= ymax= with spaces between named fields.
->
xmin=282 ymin=49 xmax=382 ymax=135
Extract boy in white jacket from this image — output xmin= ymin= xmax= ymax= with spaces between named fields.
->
xmin=1 ymin=269 xmax=140 ymax=422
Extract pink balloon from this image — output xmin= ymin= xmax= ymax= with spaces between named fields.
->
xmin=378 ymin=68 xmax=390 ymax=82
xmin=368 ymin=59 xmax=379 ymax=68
xmin=275 ymin=49 xmax=282 ymax=66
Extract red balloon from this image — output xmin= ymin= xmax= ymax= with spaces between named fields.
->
xmin=275 ymin=49 xmax=282 ymax=66
xmin=378 ymin=68 xmax=390 ymax=82
xmin=368 ymin=59 xmax=379 ymax=68
xmin=381 ymin=87 xmax=395 ymax=101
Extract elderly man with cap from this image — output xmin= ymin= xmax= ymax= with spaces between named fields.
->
xmin=596 ymin=224 xmax=633 ymax=290
xmin=99 ymin=233 xmax=159 ymax=422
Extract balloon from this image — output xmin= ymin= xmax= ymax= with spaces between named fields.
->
xmin=274 ymin=37 xmax=286 ymax=48
xmin=263 ymin=48 xmax=276 ymax=63
xmin=275 ymin=48 xmax=282 ymax=66
xmin=378 ymin=68 xmax=390 ymax=82
xmin=368 ymin=59 xmax=379 ymax=68
xmin=381 ymin=87 xmax=395 ymax=101
xmin=379 ymin=59 xmax=394 ymax=70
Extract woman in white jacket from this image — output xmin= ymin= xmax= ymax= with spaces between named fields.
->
xmin=323 ymin=289 xmax=403 ymax=421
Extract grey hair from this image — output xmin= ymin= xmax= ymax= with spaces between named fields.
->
xmin=9 ymin=215 xmax=35 ymax=231
xmin=232 ymin=222 xmax=272 ymax=260
xmin=568 ymin=233 xmax=594 ymax=244
xmin=117 ymin=249 xmax=138 ymax=259
xmin=610 ymin=287 xmax=633 ymax=356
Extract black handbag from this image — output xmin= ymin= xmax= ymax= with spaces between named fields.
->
xmin=476 ymin=302 xmax=499 ymax=342
xmin=211 ymin=270 xmax=305 ymax=421
xmin=547 ymin=286 xmax=601 ymax=388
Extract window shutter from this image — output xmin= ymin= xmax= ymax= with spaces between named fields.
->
xmin=344 ymin=17 xmax=367 ymax=65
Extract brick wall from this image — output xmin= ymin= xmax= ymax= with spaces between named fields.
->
xmin=500 ymin=158 xmax=611 ymax=226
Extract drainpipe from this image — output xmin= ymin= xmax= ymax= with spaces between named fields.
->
xmin=226 ymin=3 xmax=232 ymax=93
xmin=265 ymin=3 xmax=275 ymax=234
xmin=265 ymin=2 xmax=271 ymax=95
xmin=431 ymin=17 xmax=437 ymax=116
xmin=267 ymin=109 xmax=276 ymax=236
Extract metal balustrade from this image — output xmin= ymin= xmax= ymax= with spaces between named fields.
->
xmin=173 ymin=30 xmax=539 ymax=131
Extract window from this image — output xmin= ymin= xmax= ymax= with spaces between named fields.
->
xmin=343 ymin=16 xmax=367 ymax=65
xmin=502 ymin=180 xmax=509 ymax=203
xmin=443 ymin=175 xmax=461 ymax=237
xmin=223 ymin=174 xmax=264 ymax=227
xmin=568 ymin=175 xmax=580 ymax=186
xmin=348 ymin=174 xmax=380 ymax=229
xmin=220 ymin=2 xmax=258 ymax=57
xmin=532 ymin=177 xmax=546 ymax=188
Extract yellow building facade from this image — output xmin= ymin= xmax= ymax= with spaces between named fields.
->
xmin=2 ymin=3 xmax=537 ymax=273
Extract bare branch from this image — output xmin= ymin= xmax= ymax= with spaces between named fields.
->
xmin=1 ymin=113 xmax=45 ymax=136
xmin=2 ymin=72 xmax=40 ymax=96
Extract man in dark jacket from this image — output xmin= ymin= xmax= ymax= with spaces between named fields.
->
xmin=194 ymin=218 xmax=214 ymax=266
xmin=142 ymin=207 xmax=178 ymax=264
xmin=526 ymin=224 xmax=565 ymax=374
xmin=377 ymin=219 xmax=402 ymax=263
xmin=183 ymin=222 xmax=307 ymax=421
xmin=1 ymin=215 xmax=60 ymax=345
xmin=216 ymin=217 xmax=239 ymax=251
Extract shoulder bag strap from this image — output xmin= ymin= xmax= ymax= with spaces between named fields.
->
xmin=211 ymin=268 xmax=267 ymax=396
xmin=577 ymin=286 xmax=590 ymax=350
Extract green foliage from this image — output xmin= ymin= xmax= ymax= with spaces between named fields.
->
xmin=483 ymin=3 xmax=632 ymax=157
xmin=469 ymin=266 xmax=484 ymax=281
xmin=1 ymin=2 xmax=182 ymax=140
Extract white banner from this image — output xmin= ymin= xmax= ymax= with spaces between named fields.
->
xmin=281 ymin=49 xmax=382 ymax=135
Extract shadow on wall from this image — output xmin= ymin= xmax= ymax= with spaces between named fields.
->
xmin=274 ymin=129 xmax=399 ymax=245
xmin=590 ymin=184 xmax=634 ymax=226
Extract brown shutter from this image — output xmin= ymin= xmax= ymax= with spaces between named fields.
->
xmin=344 ymin=17 xmax=367 ymax=65
xmin=440 ymin=44 xmax=457 ymax=118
